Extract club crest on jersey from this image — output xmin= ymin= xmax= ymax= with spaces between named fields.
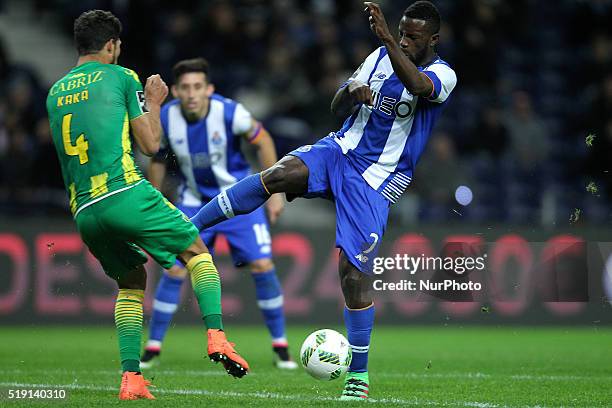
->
xmin=370 ymin=90 xmax=414 ymax=118
xmin=211 ymin=131 xmax=223 ymax=145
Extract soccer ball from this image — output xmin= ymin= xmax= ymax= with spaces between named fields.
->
xmin=300 ymin=329 xmax=352 ymax=381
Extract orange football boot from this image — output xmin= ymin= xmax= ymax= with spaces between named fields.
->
xmin=118 ymin=371 xmax=155 ymax=400
xmin=207 ymin=329 xmax=249 ymax=378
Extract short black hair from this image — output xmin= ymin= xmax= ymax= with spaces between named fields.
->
xmin=74 ymin=10 xmax=122 ymax=55
xmin=172 ymin=58 xmax=211 ymax=83
xmin=403 ymin=1 xmax=441 ymax=34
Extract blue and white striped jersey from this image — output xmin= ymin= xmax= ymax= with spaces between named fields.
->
xmin=157 ymin=94 xmax=254 ymax=206
xmin=333 ymin=46 xmax=457 ymax=203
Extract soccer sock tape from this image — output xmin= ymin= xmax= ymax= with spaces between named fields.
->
xmin=252 ymin=268 xmax=286 ymax=342
xmin=187 ymin=253 xmax=223 ymax=330
xmin=115 ymin=289 xmax=144 ymax=373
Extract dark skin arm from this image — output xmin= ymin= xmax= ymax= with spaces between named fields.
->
xmin=330 ymin=69 xmax=374 ymax=117
xmin=364 ymin=2 xmax=434 ymax=98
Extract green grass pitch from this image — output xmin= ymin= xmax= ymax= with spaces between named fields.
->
xmin=0 ymin=326 xmax=610 ymax=407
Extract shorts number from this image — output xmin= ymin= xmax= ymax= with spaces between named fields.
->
xmin=253 ymin=223 xmax=271 ymax=246
xmin=62 ymin=113 xmax=89 ymax=164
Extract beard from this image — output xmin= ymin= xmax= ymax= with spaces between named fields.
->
xmin=413 ymin=48 xmax=428 ymax=65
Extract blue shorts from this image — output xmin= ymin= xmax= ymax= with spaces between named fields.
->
xmin=177 ymin=204 xmax=272 ymax=267
xmin=289 ymin=137 xmax=390 ymax=274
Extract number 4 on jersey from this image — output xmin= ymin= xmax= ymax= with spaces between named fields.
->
xmin=62 ymin=113 xmax=89 ymax=164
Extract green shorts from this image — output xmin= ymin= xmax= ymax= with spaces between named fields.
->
xmin=75 ymin=181 xmax=199 ymax=280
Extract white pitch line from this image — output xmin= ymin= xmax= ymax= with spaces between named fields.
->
xmin=0 ymin=381 xmax=544 ymax=408
xmin=1 ymin=368 xmax=607 ymax=383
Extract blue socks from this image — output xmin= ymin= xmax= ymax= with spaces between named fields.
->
xmin=191 ymin=174 xmax=271 ymax=231
xmin=146 ymin=273 xmax=184 ymax=350
xmin=252 ymin=269 xmax=287 ymax=344
xmin=344 ymin=304 xmax=375 ymax=373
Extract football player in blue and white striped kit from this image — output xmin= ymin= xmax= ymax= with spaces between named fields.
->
xmin=140 ymin=58 xmax=297 ymax=370
xmin=190 ymin=1 xmax=457 ymax=399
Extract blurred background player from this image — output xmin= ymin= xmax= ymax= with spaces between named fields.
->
xmin=45 ymin=10 xmax=249 ymax=400
xmin=139 ymin=58 xmax=297 ymax=370
xmin=188 ymin=0 xmax=456 ymax=400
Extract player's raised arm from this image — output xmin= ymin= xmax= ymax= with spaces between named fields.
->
xmin=364 ymin=2 xmax=434 ymax=98
xmin=241 ymin=116 xmax=285 ymax=224
xmin=131 ymin=74 xmax=168 ymax=156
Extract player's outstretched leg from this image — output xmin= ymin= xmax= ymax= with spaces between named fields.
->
xmin=190 ymin=173 xmax=271 ymax=230
xmin=115 ymin=266 xmax=155 ymax=400
xmin=338 ymin=253 xmax=374 ymax=401
xmin=140 ymin=266 xmax=186 ymax=370
xmin=190 ymin=155 xmax=308 ymax=231
xmin=250 ymin=259 xmax=297 ymax=369
xmin=180 ymin=240 xmax=249 ymax=378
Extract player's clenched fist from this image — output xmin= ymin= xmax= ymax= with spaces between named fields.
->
xmin=144 ymin=74 xmax=169 ymax=106
xmin=348 ymin=79 xmax=373 ymax=106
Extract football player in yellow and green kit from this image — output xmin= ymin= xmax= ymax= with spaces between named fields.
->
xmin=45 ymin=10 xmax=249 ymax=400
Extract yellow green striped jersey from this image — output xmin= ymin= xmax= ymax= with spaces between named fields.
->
xmin=46 ymin=61 xmax=147 ymax=216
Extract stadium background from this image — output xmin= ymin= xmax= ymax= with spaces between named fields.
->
xmin=0 ymin=0 xmax=611 ymax=326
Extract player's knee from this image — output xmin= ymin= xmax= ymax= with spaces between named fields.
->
xmin=249 ymin=258 xmax=274 ymax=273
xmin=178 ymin=237 xmax=210 ymax=265
xmin=261 ymin=156 xmax=307 ymax=194
xmin=341 ymin=268 xmax=363 ymax=291
xmin=340 ymin=266 xmax=373 ymax=309
xmin=261 ymin=164 xmax=289 ymax=193
xmin=167 ymin=265 xmax=188 ymax=278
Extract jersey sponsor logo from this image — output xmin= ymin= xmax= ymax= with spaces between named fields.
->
xmin=190 ymin=152 xmax=223 ymax=168
xmin=49 ymin=71 xmax=104 ymax=96
xmin=355 ymin=233 xmax=379 ymax=263
xmin=371 ymin=90 xmax=414 ymax=118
